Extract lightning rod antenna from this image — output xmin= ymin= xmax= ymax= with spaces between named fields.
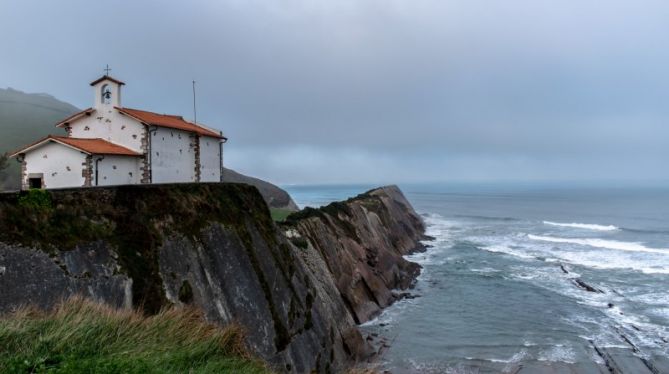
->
xmin=192 ymin=80 xmax=197 ymax=125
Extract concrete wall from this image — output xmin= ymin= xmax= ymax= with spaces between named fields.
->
xmin=95 ymin=155 xmax=141 ymax=186
xmin=24 ymin=142 xmax=86 ymax=189
xmin=199 ymin=136 xmax=221 ymax=182
xmin=151 ymin=127 xmax=196 ymax=183
xmin=68 ymin=109 xmax=145 ymax=153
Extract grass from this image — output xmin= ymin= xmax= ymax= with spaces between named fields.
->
xmin=270 ymin=208 xmax=293 ymax=222
xmin=0 ymin=296 xmax=271 ymax=374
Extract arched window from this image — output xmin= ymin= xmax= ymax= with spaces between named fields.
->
xmin=101 ymin=84 xmax=112 ymax=104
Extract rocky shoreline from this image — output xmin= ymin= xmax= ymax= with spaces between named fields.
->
xmin=351 ymin=220 xmax=668 ymax=374
xmin=0 ymin=183 xmax=426 ymax=373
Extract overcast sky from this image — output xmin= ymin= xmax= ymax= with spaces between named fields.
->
xmin=1 ymin=0 xmax=668 ymax=185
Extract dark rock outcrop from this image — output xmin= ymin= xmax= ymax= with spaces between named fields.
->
xmin=283 ymin=186 xmax=426 ymax=323
xmin=222 ymin=167 xmax=299 ymax=211
xmin=0 ymin=183 xmax=425 ymax=372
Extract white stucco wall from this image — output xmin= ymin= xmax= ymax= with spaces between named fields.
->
xmin=151 ymin=127 xmax=196 ymax=183
xmin=24 ymin=142 xmax=86 ymax=189
xmin=68 ymin=109 xmax=145 ymax=153
xmin=199 ymin=136 xmax=221 ymax=182
xmin=94 ymin=155 xmax=141 ymax=186
xmin=93 ymin=79 xmax=122 ymax=108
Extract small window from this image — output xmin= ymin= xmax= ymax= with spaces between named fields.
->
xmin=28 ymin=178 xmax=42 ymax=189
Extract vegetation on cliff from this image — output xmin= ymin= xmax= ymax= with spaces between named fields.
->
xmin=0 ymin=297 xmax=269 ymax=374
xmin=0 ymin=183 xmax=310 ymax=356
xmin=0 ymin=184 xmax=279 ymax=314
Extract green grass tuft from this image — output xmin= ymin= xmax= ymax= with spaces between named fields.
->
xmin=0 ymin=296 xmax=271 ymax=374
xmin=270 ymin=208 xmax=293 ymax=222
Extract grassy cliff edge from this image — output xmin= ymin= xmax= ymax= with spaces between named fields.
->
xmin=0 ymin=296 xmax=269 ymax=374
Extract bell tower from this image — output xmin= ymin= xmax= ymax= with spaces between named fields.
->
xmin=90 ymin=66 xmax=124 ymax=109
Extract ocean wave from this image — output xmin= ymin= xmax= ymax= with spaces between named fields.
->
xmin=455 ymin=214 xmax=519 ymax=222
xmin=528 ymin=235 xmax=669 ymax=254
xmin=537 ymin=345 xmax=577 ymax=363
xmin=543 ymin=221 xmax=618 ymax=231
xmin=483 ymin=244 xmax=535 ymax=260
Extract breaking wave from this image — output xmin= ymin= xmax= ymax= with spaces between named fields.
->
xmin=543 ymin=221 xmax=618 ymax=231
xmin=528 ymin=235 xmax=669 ymax=254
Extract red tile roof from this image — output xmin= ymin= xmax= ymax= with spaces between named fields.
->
xmin=116 ymin=107 xmax=225 ymax=139
xmin=10 ymin=136 xmax=141 ymax=157
xmin=90 ymin=75 xmax=126 ymax=86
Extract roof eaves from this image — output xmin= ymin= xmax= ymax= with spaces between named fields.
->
xmin=55 ymin=108 xmax=95 ymax=128
xmin=9 ymin=135 xmax=92 ymax=158
xmin=90 ymin=75 xmax=126 ymax=86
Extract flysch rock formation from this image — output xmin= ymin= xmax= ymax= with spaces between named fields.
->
xmin=0 ymin=183 xmax=425 ymax=373
xmin=283 ymin=186 xmax=427 ymax=324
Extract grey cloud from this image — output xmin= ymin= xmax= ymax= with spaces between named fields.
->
xmin=1 ymin=0 xmax=668 ymax=184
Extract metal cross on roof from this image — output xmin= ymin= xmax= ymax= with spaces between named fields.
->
xmin=104 ymin=64 xmax=111 ymax=75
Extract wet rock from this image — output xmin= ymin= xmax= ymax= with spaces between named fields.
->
xmin=342 ymin=327 xmax=375 ymax=360
xmin=595 ymin=346 xmax=655 ymax=374
xmin=574 ymin=278 xmax=604 ymax=293
xmin=392 ymin=291 xmax=420 ymax=300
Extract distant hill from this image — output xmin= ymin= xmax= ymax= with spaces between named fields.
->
xmin=222 ymin=167 xmax=299 ymax=211
xmin=0 ymin=88 xmax=76 ymax=189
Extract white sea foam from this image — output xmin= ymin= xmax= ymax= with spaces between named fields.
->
xmin=640 ymin=267 xmax=669 ymax=274
xmin=408 ymin=212 xmax=456 ymax=267
xmin=470 ymin=267 xmax=499 ymax=273
xmin=537 ymin=345 xmax=576 ymax=363
xmin=543 ymin=221 xmax=619 ymax=231
xmin=547 ymin=248 xmax=669 ymax=275
xmin=528 ymin=235 xmax=669 ymax=254
xmin=482 ymin=244 xmax=535 ymax=260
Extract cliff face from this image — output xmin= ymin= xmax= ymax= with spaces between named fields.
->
xmin=0 ymin=183 xmax=424 ymax=372
xmin=284 ymin=186 xmax=426 ymax=323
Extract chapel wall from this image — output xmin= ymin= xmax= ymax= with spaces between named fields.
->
xmin=68 ymin=109 xmax=144 ymax=153
xmin=95 ymin=155 xmax=141 ymax=186
xmin=23 ymin=142 xmax=86 ymax=189
xmin=199 ymin=135 xmax=221 ymax=182
xmin=150 ymin=127 xmax=196 ymax=183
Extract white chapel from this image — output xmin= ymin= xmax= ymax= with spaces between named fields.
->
xmin=11 ymin=73 xmax=227 ymax=189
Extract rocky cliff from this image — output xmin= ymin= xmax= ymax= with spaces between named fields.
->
xmin=283 ymin=186 xmax=426 ymax=324
xmin=0 ymin=183 xmax=425 ymax=372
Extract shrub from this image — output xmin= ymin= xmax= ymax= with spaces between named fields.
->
xmin=18 ymin=189 xmax=52 ymax=210
xmin=178 ymin=280 xmax=194 ymax=304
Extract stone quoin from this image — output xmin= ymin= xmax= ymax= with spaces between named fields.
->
xmin=10 ymin=72 xmax=227 ymax=189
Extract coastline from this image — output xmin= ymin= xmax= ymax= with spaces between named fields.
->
xmin=287 ymin=185 xmax=669 ymax=374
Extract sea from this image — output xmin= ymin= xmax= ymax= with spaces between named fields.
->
xmin=283 ymin=183 xmax=669 ymax=373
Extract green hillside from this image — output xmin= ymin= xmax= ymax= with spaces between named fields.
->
xmin=0 ymin=88 xmax=78 ymax=190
